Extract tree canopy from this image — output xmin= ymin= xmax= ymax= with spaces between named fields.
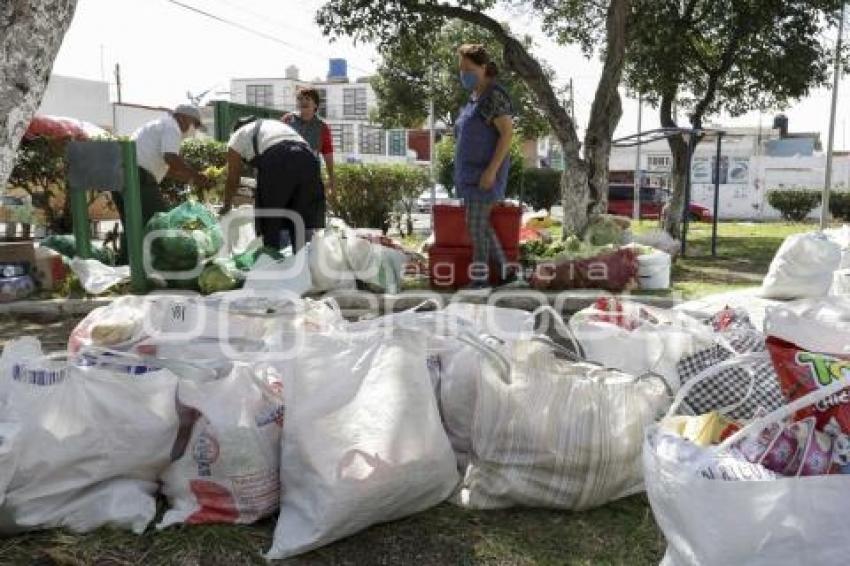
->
xmin=371 ymin=20 xmax=550 ymax=138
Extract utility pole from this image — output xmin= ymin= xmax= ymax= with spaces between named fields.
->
xmin=569 ymin=78 xmax=575 ymax=124
xmin=114 ymin=63 xmax=123 ymax=104
xmin=822 ymin=1 xmax=845 ymax=229
xmin=633 ymin=93 xmax=643 ymax=221
xmin=428 ymin=64 xmax=436 ymax=230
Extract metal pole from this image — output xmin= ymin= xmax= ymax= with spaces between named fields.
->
xmin=114 ymin=63 xmax=122 ymax=104
xmin=681 ymin=132 xmax=696 ymax=257
xmin=429 ymin=64 xmax=436 ymax=231
xmin=569 ymin=78 xmax=575 ymax=124
xmin=712 ymin=133 xmax=723 ymax=257
xmin=633 ymin=93 xmax=643 ymax=221
xmin=822 ymin=2 xmax=845 ymax=229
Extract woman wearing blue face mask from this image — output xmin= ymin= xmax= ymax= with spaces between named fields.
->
xmin=454 ymin=43 xmax=516 ymax=289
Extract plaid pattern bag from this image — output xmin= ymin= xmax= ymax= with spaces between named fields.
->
xmin=677 ymin=310 xmax=783 ymax=420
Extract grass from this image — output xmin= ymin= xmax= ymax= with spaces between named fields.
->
xmin=0 ymin=220 xmax=820 ymax=565
xmin=0 ymin=498 xmax=664 ymax=566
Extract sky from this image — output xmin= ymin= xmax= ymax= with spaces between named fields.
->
xmin=52 ymin=0 xmax=850 ymax=150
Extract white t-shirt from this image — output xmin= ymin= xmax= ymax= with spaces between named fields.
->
xmin=131 ymin=115 xmax=183 ymax=183
xmin=228 ymin=120 xmax=306 ymax=162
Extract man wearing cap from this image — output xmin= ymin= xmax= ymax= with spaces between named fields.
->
xmin=221 ymin=116 xmax=324 ymax=252
xmin=113 ymin=104 xmax=209 ymax=262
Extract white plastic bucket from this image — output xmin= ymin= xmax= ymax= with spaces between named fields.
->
xmin=638 ymin=250 xmax=671 ymax=290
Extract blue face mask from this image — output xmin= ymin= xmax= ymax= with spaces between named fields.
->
xmin=460 ymin=71 xmax=479 ymax=91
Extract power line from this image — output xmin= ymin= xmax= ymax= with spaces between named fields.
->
xmin=163 ymin=0 xmax=373 ymax=76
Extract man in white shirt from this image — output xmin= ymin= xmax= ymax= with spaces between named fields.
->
xmin=114 ymin=104 xmax=209 ymax=262
xmin=222 ymin=116 xmax=325 ymax=251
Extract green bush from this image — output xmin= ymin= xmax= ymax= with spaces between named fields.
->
xmin=435 ymin=136 xmax=524 ymax=198
xmin=829 ymin=192 xmax=850 ymax=221
xmin=516 ymin=168 xmax=561 ymax=211
xmin=767 ymin=189 xmax=821 ymax=222
xmin=328 ymin=163 xmax=429 ymax=233
xmin=160 ymin=138 xmax=228 ymax=206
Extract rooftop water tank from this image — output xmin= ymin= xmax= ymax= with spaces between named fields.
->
xmin=328 ymin=58 xmax=348 ymax=82
xmin=285 ymin=65 xmax=300 ymax=80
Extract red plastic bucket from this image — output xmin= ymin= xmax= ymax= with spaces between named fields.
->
xmin=433 ymin=204 xmax=521 ymax=249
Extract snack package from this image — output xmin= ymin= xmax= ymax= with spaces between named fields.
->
xmin=661 ymin=412 xmax=740 ymax=447
xmin=766 ymin=336 xmax=850 ymax=434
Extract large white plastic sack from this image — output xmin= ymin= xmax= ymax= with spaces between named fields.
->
xmin=764 ymin=296 xmax=850 ymax=355
xmin=825 ymin=224 xmax=850 ymax=269
xmin=459 ymin=339 xmax=669 ymax=511
xmin=244 ymin=248 xmax=312 ymax=296
xmin=0 ymin=342 xmax=179 ymax=534
xmin=69 ymin=258 xmax=131 ymax=295
xmin=0 ymin=420 xmax=20 ymax=507
xmin=308 ymin=230 xmax=356 ymax=292
xmin=645 ymin=366 xmax=850 ymax=566
xmin=266 ymin=328 xmax=458 ymax=559
xmin=760 ymin=231 xmax=842 ymax=299
xmin=218 ymin=205 xmax=262 ymax=256
xmin=570 ymin=303 xmax=713 ymax=391
xmin=158 ymin=364 xmax=284 ymax=527
xmin=344 ymin=237 xmax=406 ymax=294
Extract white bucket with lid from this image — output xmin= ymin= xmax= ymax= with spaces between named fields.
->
xmin=638 ymin=250 xmax=672 ymax=290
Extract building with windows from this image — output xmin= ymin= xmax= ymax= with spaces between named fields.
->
xmin=606 ymin=117 xmax=850 ymax=220
xmin=230 ymin=60 xmax=431 ymax=164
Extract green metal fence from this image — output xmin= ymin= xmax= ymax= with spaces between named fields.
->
xmin=213 ymin=101 xmax=283 ymax=142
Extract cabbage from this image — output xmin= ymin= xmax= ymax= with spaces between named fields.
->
xmin=198 ymin=259 xmax=243 ymax=294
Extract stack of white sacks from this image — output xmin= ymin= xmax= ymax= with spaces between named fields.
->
xmin=0 ymin=294 xmax=673 ymax=558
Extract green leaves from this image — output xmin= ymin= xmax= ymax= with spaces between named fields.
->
xmin=370 ymin=20 xmax=550 ymax=138
xmin=327 ymin=163 xmax=430 ymax=233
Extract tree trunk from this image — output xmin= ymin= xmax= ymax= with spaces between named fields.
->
xmin=582 ymin=0 xmax=629 ymax=225
xmin=0 ymin=0 xmax=78 ymax=190
xmin=660 ymin=92 xmax=688 ymax=238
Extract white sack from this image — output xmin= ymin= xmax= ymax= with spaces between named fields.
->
xmin=570 ymin=303 xmax=713 ymax=391
xmin=760 ymin=232 xmax=842 ymax=299
xmin=218 ymin=205 xmax=262 ymax=256
xmin=825 ymin=224 xmax=850 ymax=269
xmin=764 ymin=296 xmax=850 ymax=355
xmin=266 ymin=328 xmax=458 ymax=559
xmin=0 ymin=342 xmax=179 ymax=534
xmin=69 ymin=258 xmax=130 ymax=295
xmin=308 ymin=230 xmax=356 ymax=292
xmin=645 ymin=361 xmax=850 ymax=566
xmin=244 ymin=248 xmax=312 ymax=296
xmin=0 ymin=420 xmax=20 ymax=507
xmin=159 ymin=364 xmax=284 ymax=527
xmin=459 ymin=339 xmax=669 ymax=511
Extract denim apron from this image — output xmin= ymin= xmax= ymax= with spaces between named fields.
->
xmin=454 ymin=84 xmax=511 ymax=203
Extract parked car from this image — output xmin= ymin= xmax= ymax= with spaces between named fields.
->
xmin=415 ymin=185 xmax=454 ymax=213
xmin=607 ymin=184 xmax=712 ymax=221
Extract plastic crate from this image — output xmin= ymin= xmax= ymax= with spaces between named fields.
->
xmin=433 ymin=204 xmax=521 ymax=249
xmin=429 ymin=245 xmax=519 ymax=289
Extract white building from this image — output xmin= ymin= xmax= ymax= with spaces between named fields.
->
xmin=605 ymin=119 xmax=850 ymax=220
xmin=38 ymin=74 xmax=113 ymax=130
xmin=230 ymin=61 xmax=424 ymax=164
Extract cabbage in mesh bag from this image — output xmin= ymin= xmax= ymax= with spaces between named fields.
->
xmin=146 ymin=202 xmax=223 ymax=273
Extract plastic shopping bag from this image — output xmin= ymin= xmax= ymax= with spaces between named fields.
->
xmin=645 ymin=355 xmax=850 ymax=566
xmin=265 ymin=327 xmax=458 ymax=559
xmin=158 ymin=364 xmax=284 ymax=527
xmin=458 ymin=338 xmax=669 ymax=511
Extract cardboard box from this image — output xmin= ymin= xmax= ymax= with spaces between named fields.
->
xmin=0 ymin=241 xmax=35 ymax=269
